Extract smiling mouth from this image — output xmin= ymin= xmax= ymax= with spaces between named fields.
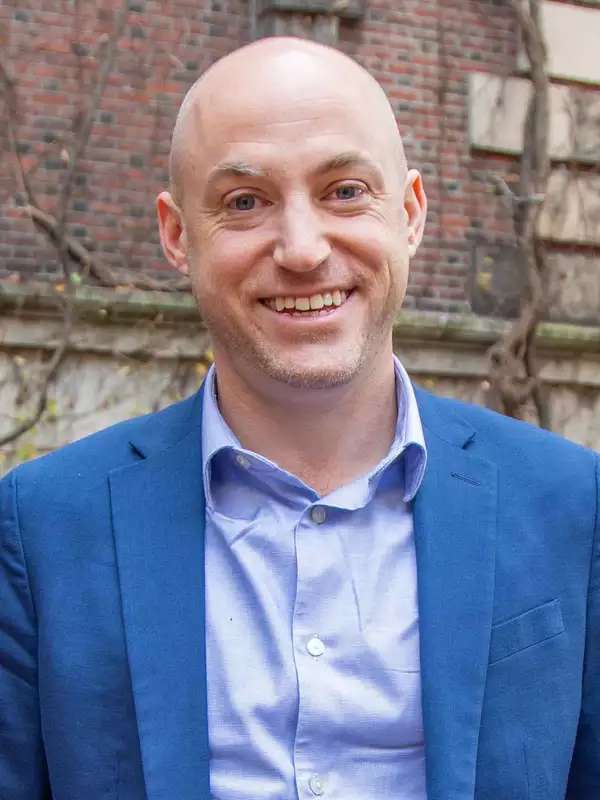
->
xmin=261 ymin=289 xmax=353 ymax=316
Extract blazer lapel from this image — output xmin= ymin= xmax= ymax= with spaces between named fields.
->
xmin=109 ymin=392 xmax=209 ymax=800
xmin=107 ymin=382 xmax=497 ymax=800
xmin=414 ymin=392 xmax=498 ymax=800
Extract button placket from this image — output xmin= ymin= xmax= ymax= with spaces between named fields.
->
xmin=292 ymin=509 xmax=332 ymax=800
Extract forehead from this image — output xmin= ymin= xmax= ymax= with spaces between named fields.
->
xmin=181 ymin=63 xmax=397 ymax=185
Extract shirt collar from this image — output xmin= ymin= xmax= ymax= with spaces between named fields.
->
xmin=393 ymin=357 xmax=428 ymax=501
xmin=201 ymin=356 xmax=427 ymax=508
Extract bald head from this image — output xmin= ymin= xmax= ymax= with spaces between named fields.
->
xmin=169 ymin=37 xmax=406 ymax=206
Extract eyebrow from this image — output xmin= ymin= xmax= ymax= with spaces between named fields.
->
xmin=312 ymin=151 xmax=384 ymax=180
xmin=205 ymin=151 xmax=384 ymax=188
xmin=205 ymin=162 xmax=272 ymax=185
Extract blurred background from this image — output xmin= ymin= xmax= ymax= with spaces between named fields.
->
xmin=1 ymin=0 xmax=599 ymax=472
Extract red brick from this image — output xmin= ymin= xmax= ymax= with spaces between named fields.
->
xmin=0 ymin=0 xmax=550 ymax=311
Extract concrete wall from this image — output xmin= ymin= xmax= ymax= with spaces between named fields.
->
xmin=2 ymin=284 xmax=599 ymax=474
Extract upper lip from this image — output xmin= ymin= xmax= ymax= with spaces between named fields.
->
xmin=260 ymin=287 xmax=354 ymax=300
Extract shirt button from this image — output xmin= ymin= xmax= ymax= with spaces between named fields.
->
xmin=309 ymin=774 xmax=325 ymax=796
xmin=310 ymin=506 xmax=327 ymax=524
xmin=235 ymin=454 xmax=250 ymax=469
xmin=306 ymin=636 xmax=326 ymax=657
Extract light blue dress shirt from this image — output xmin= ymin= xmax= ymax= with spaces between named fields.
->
xmin=202 ymin=356 xmax=428 ymax=800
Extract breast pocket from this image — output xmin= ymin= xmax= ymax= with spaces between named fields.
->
xmin=488 ymin=598 xmax=564 ymax=665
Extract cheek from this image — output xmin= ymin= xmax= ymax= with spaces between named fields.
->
xmin=198 ymin=228 xmax=268 ymax=285
xmin=189 ymin=244 xmax=267 ymax=318
xmin=355 ymin=234 xmax=406 ymax=292
xmin=339 ymin=212 xmax=405 ymax=271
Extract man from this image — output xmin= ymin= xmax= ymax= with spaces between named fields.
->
xmin=0 ymin=37 xmax=598 ymax=800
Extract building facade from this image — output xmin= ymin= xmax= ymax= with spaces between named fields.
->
xmin=1 ymin=0 xmax=599 ymax=469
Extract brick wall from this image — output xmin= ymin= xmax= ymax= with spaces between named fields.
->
xmin=0 ymin=0 xmax=597 ymax=315
xmin=338 ymin=0 xmax=519 ymax=312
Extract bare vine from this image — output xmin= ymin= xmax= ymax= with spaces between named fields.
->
xmin=22 ymin=204 xmax=190 ymax=292
xmin=54 ymin=1 xmax=129 ymax=279
xmin=486 ymin=0 xmax=551 ymax=428
xmin=0 ymin=0 xmax=144 ymax=448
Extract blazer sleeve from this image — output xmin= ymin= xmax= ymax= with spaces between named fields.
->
xmin=0 ymin=469 xmax=51 ymax=798
xmin=567 ymin=454 xmax=600 ymax=798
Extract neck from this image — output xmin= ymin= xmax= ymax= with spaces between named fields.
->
xmin=213 ymin=355 xmax=398 ymax=496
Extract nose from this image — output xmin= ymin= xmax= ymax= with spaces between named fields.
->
xmin=272 ymin=198 xmax=331 ymax=272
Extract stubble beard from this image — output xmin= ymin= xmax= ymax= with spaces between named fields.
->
xmin=195 ymin=282 xmax=402 ymax=391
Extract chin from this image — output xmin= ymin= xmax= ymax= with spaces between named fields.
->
xmin=255 ymin=348 xmax=368 ymax=390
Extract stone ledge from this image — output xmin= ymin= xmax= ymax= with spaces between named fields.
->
xmin=0 ymin=281 xmax=200 ymax=323
xmin=394 ymin=311 xmax=600 ymax=354
xmin=2 ymin=281 xmax=600 ymax=356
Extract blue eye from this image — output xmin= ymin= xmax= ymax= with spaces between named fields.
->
xmin=232 ymin=194 xmax=256 ymax=211
xmin=334 ymin=185 xmax=363 ymax=200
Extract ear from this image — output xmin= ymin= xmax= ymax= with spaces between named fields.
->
xmin=403 ymin=170 xmax=427 ymax=258
xmin=156 ymin=191 xmax=189 ymax=275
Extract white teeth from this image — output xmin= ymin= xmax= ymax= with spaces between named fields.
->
xmin=267 ymin=290 xmax=350 ymax=312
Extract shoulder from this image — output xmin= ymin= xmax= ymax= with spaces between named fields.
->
xmin=416 ymin=387 xmax=598 ymax=477
xmin=4 ymin=387 xmax=203 ymax=492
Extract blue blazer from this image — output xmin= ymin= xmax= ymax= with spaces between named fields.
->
xmin=0 ymin=384 xmax=598 ymax=800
